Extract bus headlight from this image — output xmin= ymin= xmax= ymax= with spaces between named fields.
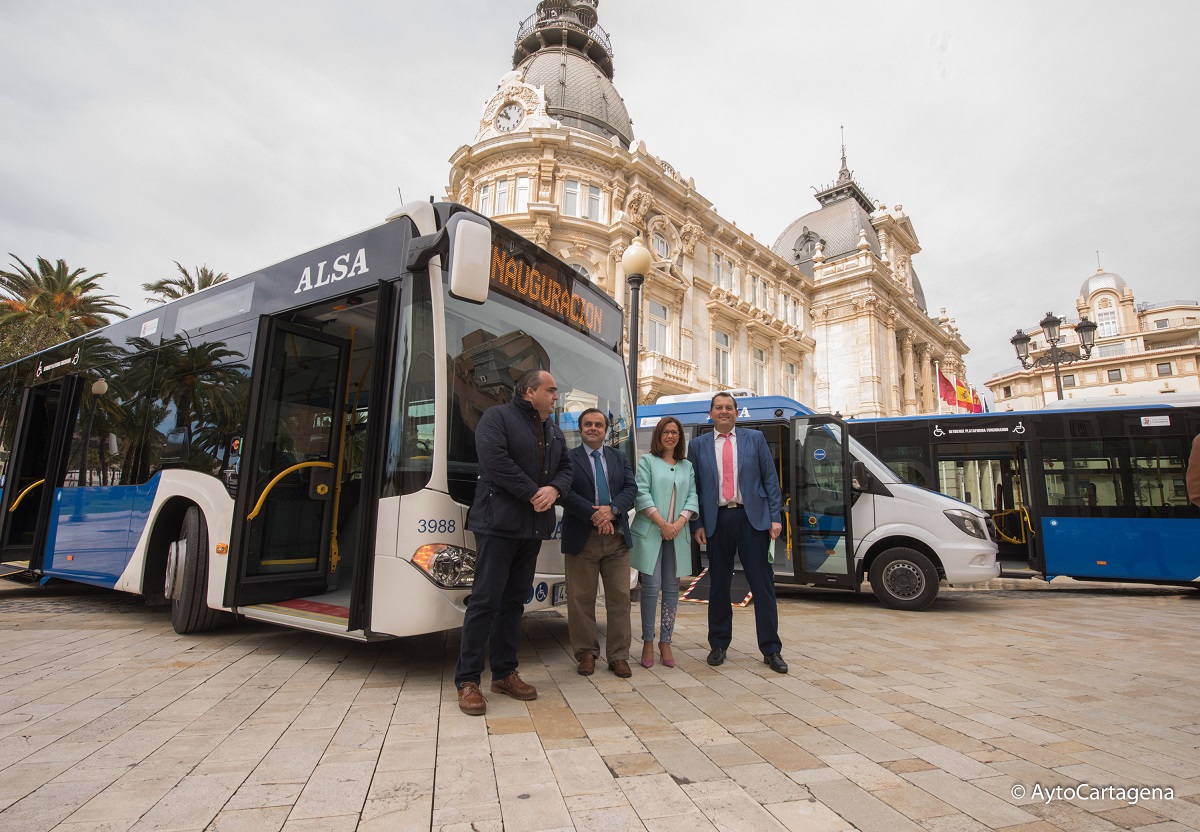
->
xmin=944 ymin=509 xmax=988 ymax=540
xmin=412 ymin=544 xmax=476 ymax=587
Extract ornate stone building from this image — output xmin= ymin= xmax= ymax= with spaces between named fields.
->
xmin=988 ymin=269 xmax=1200 ymax=410
xmin=772 ymin=154 xmax=969 ymax=415
xmin=446 ymin=0 xmax=969 ymax=415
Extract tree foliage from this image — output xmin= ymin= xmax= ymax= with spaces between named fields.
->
xmin=143 ymin=262 xmax=229 ymax=305
xmin=0 ymin=255 xmax=127 ymax=365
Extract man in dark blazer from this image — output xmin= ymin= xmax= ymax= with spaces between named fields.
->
xmin=455 ymin=369 xmax=573 ymax=715
xmin=688 ymin=392 xmax=787 ymax=673
xmin=560 ymin=408 xmax=637 ymax=677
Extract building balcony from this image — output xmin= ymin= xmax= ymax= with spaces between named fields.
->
xmin=636 ymin=351 xmax=696 ymax=400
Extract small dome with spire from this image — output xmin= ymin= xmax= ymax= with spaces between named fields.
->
xmin=507 ymin=1 xmax=634 ymax=147
xmin=1079 ymin=268 xmax=1128 ymax=299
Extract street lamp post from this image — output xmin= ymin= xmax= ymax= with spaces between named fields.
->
xmin=620 ymin=236 xmax=652 ymax=409
xmin=1010 ymin=311 xmax=1098 ymax=401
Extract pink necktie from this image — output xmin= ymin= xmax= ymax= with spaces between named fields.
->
xmin=720 ymin=433 xmax=735 ymax=502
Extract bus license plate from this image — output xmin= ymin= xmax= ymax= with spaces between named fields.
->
xmin=552 ymin=582 xmax=567 ymax=605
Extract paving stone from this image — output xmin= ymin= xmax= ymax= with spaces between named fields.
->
xmin=207 ymin=806 xmax=290 ymax=832
xmin=547 ymin=745 xmax=620 ymax=796
xmin=682 ymin=778 xmax=789 ymax=830
xmin=903 ymin=768 xmax=1039 ymax=828
xmin=766 ymin=797 xmax=857 ymax=832
xmin=807 ymin=777 xmax=926 ymax=832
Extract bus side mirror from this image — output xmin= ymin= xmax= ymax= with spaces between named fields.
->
xmin=161 ymin=428 xmax=190 ymax=464
xmin=851 ymin=460 xmax=872 ymax=491
xmin=447 ymin=213 xmax=491 ymax=304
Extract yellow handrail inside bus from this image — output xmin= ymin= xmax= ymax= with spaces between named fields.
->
xmin=992 ymin=505 xmax=1034 ymax=545
xmin=7 ymin=479 xmax=45 ymax=513
xmin=247 ymin=461 xmax=334 ymax=521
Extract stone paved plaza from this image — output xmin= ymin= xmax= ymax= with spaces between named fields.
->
xmin=2 ymin=577 xmax=1199 ymax=831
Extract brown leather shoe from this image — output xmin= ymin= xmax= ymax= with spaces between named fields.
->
xmin=457 ymin=682 xmax=486 ymax=715
xmin=577 ymin=654 xmax=596 ymax=676
xmin=609 ymin=659 xmax=632 ymax=678
xmin=490 ymin=670 xmax=537 ymax=701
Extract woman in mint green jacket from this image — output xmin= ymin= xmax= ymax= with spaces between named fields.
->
xmin=630 ymin=417 xmax=698 ymax=668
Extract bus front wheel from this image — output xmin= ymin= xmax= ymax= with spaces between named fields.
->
xmin=869 ymin=547 xmax=939 ymax=611
xmin=167 ymin=506 xmax=220 ymax=634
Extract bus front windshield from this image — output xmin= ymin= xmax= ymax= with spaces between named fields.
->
xmin=443 ymin=286 xmax=632 ymax=505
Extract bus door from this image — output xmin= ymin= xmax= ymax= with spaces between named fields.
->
xmin=0 ymin=376 xmax=84 ymax=572
xmin=750 ymin=422 xmax=797 ymax=579
xmin=228 ymin=320 xmax=351 ymax=607
xmin=933 ymin=441 xmax=1037 ymax=574
xmin=790 ymin=416 xmax=856 ymax=590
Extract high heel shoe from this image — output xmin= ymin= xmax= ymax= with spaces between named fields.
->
xmin=640 ymin=642 xmax=654 ymax=668
xmin=659 ymin=642 xmax=675 ymax=668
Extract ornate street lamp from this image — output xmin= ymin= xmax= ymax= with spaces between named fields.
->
xmin=1010 ymin=312 xmax=1098 ymax=401
xmin=620 ymin=236 xmax=652 ymax=409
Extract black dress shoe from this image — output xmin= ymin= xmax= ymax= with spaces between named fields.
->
xmin=764 ymin=653 xmax=788 ymax=674
xmin=706 ymin=647 xmax=726 ymax=666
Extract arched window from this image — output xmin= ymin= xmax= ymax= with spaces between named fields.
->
xmin=652 ymin=232 xmax=670 ymax=259
xmin=571 ymin=264 xmax=590 ymax=279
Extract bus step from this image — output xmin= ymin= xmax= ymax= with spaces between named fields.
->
xmin=0 ymin=562 xmax=35 ymax=582
xmin=999 ymin=562 xmax=1040 ymax=579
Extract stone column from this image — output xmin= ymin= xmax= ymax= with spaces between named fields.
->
xmin=901 ymin=330 xmax=917 ymax=415
xmin=884 ymin=309 xmax=899 ymax=415
xmin=915 ymin=343 xmax=930 ymax=413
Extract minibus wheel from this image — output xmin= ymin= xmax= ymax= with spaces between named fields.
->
xmin=869 ymin=547 xmax=938 ymax=611
xmin=169 ymin=506 xmax=220 ymax=634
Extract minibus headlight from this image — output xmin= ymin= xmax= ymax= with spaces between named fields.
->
xmin=412 ymin=544 xmax=476 ymax=587
xmin=944 ymin=509 xmax=987 ymax=540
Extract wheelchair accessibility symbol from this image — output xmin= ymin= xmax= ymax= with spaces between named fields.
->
xmin=933 ymin=424 xmax=945 ymax=437
xmin=527 ymin=582 xmax=549 ymax=604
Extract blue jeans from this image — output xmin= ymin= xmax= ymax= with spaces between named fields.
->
xmin=639 ymin=540 xmax=678 ymax=643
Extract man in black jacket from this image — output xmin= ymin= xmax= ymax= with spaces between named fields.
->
xmin=455 ymin=369 xmax=573 ymax=715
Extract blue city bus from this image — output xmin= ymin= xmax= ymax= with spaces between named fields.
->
xmin=846 ymin=401 xmax=1200 ymax=586
xmin=0 ymin=201 xmax=633 ymax=639
xmin=637 ymin=392 xmax=999 ymax=609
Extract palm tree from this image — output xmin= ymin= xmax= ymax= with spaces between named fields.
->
xmin=0 ymin=255 xmax=127 ymax=343
xmin=143 ymin=262 xmax=229 ymax=304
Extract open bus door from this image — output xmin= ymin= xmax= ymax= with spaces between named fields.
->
xmin=931 ymin=438 xmax=1038 ymax=577
xmin=789 ymin=415 xmax=857 ymax=591
xmin=0 ymin=376 xmax=84 ymax=574
xmin=227 ymin=319 xmax=351 ymax=607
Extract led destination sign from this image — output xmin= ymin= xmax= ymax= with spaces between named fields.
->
xmin=488 ymin=239 xmax=620 ymax=348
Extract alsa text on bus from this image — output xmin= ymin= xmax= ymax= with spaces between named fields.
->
xmin=294 ymin=249 xmax=369 ymax=294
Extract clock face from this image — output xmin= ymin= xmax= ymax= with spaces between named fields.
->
xmin=494 ymin=103 xmax=523 ymax=133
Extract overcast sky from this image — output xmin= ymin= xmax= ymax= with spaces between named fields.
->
xmin=2 ymin=0 xmax=1197 ymax=385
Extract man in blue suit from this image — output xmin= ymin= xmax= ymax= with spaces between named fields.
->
xmin=560 ymin=408 xmax=638 ymax=677
xmin=689 ymin=392 xmax=787 ymax=673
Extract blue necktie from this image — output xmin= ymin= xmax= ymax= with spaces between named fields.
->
xmin=591 ymin=449 xmax=610 ymax=506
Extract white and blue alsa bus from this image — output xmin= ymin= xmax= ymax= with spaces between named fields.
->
xmin=847 ymin=397 xmax=1200 ymax=586
xmin=0 ymin=201 xmax=633 ymax=639
xmin=637 ymin=393 xmax=999 ymax=610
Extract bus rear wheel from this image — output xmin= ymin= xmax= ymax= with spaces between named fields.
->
xmin=167 ymin=506 xmax=220 ymax=634
xmin=869 ymin=547 xmax=939 ymax=611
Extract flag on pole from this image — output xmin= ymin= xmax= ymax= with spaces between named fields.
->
xmin=955 ymin=377 xmax=971 ymax=410
xmin=938 ymin=370 xmax=956 ymax=407
xmin=970 ymin=387 xmax=983 ymax=414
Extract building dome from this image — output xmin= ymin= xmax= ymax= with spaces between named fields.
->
xmin=772 ymin=200 xmax=881 ymax=273
xmin=1079 ymin=268 xmax=1128 ymax=298
xmin=516 ymin=49 xmax=633 ymax=146
xmin=509 ymin=1 xmax=634 ymax=147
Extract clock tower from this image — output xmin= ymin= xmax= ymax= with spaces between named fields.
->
xmin=473 ymin=0 xmax=633 ymax=147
